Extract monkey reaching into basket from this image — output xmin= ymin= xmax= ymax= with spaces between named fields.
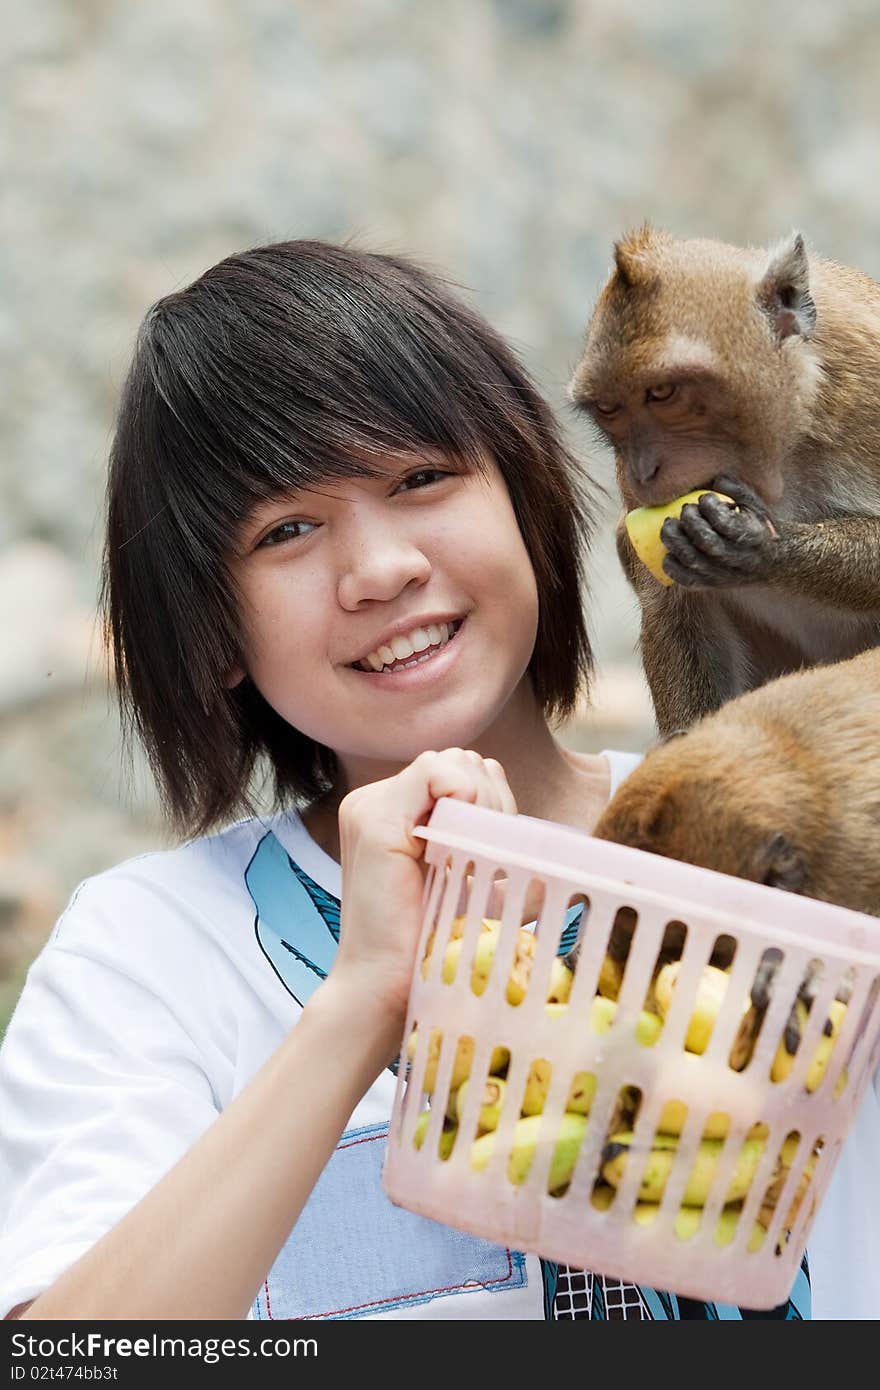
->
xmin=569 ymin=227 xmax=880 ymax=735
xmin=572 ymin=647 xmax=880 ymax=1040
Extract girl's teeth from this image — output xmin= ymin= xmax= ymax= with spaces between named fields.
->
xmin=358 ymin=619 xmax=461 ymax=672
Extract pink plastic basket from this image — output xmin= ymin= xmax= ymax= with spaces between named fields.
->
xmin=382 ymin=798 xmax=880 ymax=1310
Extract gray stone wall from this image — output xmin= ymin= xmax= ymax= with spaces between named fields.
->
xmin=4 ymin=0 xmax=880 ymax=1018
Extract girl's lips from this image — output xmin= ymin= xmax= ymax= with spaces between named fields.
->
xmin=348 ymin=617 xmax=467 ymax=691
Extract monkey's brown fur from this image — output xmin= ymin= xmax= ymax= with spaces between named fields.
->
xmin=570 ymin=228 xmax=880 ymax=733
xmin=593 ymin=648 xmax=880 ymax=920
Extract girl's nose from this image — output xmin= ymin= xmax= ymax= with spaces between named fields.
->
xmin=336 ymin=530 xmax=432 ymax=610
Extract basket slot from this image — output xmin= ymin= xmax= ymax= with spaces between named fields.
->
xmin=476 ymin=1039 xmax=532 ymax=1190
xmin=419 ymin=854 xmax=470 ymax=986
xmin=561 ymin=888 xmax=628 ymax=1013
xmin=609 ymin=906 xmax=669 ymax=1021
xmin=778 ymin=960 xmax=850 ymax=1097
xmin=443 ymin=1032 xmax=511 ymax=1159
xmin=835 ymin=971 xmax=880 ymax=1101
xmin=530 ymin=878 xmax=577 ymax=999
xmin=405 ymin=1034 xmax=455 ymax=1162
xmin=739 ymin=948 xmax=809 ymax=1078
xmin=784 ymin=1136 xmax=835 ymax=1259
xmin=699 ymin=937 xmax=765 ymax=1070
xmin=646 ymin=923 xmax=717 ymax=1057
xmin=650 ymin=1116 xmax=706 ymax=1221
xmin=407 ymin=856 xmax=447 ymax=997
xmin=472 ymin=867 xmax=534 ymax=1011
xmin=556 ymin=1068 xmax=632 ymax=1208
xmin=747 ymin=1130 xmax=815 ymax=1261
xmin=448 ymin=854 xmax=498 ymax=994
xmin=696 ymin=1125 xmax=765 ymax=1236
xmin=600 ymin=1088 xmax=656 ymax=1216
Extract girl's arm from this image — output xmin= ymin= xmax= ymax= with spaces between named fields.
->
xmin=16 ymin=750 xmax=514 ymax=1320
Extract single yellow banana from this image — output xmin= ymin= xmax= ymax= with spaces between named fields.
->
xmin=412 ymin=1109 xmax=458 ymax=1159
xmin=470 ymin=1112 xmax=588 ymax=1193
xmin=655 ymin=961 xmax=749 ymax=1055
xmin=601 ymin=1130 xmax=772 ymax=1206
xmin=770 ymin=998 xmax=847 ymax=1092
xmin=455 ymin=1075 xmax=507 ymax=1132
xmin=597 ymin=953 xmax=624 ymax=1000
xmin=546 ymin=955 xmax=574 ymax=1003
xmin=656 ymin=1100 xmax=732 ymax=1140
xmin=586 ymin=994 xmax=663 ymax=1045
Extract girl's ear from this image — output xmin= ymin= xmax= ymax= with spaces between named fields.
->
xmin=225 ymin=662 xmax=246 ymax=689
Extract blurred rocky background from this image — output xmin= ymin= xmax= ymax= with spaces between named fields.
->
xmin=3 ymin=0 xmax=880 ymax=1031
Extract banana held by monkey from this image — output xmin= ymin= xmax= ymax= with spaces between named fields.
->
xmin=624 ymin=489 xmax=736 ymax=587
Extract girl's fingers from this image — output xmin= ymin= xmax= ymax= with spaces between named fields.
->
xmin=481 ymin=757 xmax=518 ymax=815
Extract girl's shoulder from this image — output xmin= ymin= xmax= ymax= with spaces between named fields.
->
xmin=42 ymin=813 xmax=297 ymax=978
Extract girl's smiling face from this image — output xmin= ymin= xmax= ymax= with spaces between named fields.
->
xmin=229 ymin=455 xmax=540 ymax=779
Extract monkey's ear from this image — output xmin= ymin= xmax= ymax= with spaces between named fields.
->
xmin=758 ymin=832 xmax=809 ymax=893
xmin=613 ymin=223 xmax=659 ymax=287
xmin=758 ymin=232 xmax=817 ymax=340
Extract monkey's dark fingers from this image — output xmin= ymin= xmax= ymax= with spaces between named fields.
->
xmin=660 ymin=517 xmax=724 ymax=576
xmin=712 ymin=474 xmax=779 ymax=537
xmin=698 ymin=491 xmax=746 ymax=537
xmin=676 ymin=502 xmax=741 ymax=560
xmin=681 ymin=501 xmax=774 ymax=569
xmin=661 ymin=554 xmax=721 ymax=587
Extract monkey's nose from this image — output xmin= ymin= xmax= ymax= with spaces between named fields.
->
xmin=632 ymin=454 xmax=661 ymax=486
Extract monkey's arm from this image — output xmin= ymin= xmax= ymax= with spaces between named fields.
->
xmin=660 ymin=476 xmax=880 ymax=613
xmin=616 ymin=518 xmax=749 ymax=733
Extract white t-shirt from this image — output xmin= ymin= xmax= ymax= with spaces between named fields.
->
xmin=0 ymin=749 xmax=874 ymax=1320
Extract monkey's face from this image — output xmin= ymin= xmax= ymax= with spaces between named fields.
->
xmin=570 ymin=230 xmax=819 ymax=509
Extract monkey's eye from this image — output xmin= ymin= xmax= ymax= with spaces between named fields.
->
xmin=645 ymin=382 xmax=677 ymax=403
xmin=593 ymin=400 xmax=621 ymax=418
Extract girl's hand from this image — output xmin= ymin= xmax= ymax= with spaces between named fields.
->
xmin=331 ymin=749 xmax=516 ymax=1034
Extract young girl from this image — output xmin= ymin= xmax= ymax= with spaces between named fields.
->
xmin=0 ymin=241 xmax=809 ymax=1321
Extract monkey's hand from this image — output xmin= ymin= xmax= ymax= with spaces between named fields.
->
xmin=659 ymin=475 xmax=780 ymax=588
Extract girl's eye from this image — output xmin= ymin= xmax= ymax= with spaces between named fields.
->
xmin=395 ymin=467 xmax=452 ymax=493
xmin=257 ymin=518 xmax=316 ymax=548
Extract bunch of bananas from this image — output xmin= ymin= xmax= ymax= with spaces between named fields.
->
xmin=407 ymin=915 xmax=845 ymax=1250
